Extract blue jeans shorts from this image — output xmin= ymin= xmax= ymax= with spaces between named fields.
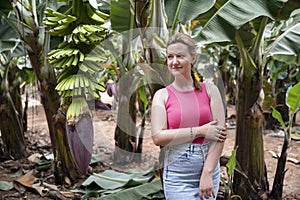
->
xmin=163 ymin=143 xmax=220 ymax=200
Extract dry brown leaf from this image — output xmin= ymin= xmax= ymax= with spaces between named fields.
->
xmin=32 ymin=182 xmax=49 ymax=197
xmin=14 ymin=170 xmax=35 ymax=188
xmin=27 ymin=153 xmax=42 ymax=163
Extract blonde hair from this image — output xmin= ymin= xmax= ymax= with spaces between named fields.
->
xmin=166 ymin=33 xmax=202 ymax=90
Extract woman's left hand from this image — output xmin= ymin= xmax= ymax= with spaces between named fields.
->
xmin=199 ymin=174 xmax=215 ymax=200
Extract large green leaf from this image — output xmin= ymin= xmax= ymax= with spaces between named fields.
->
xmin=194 ymin=0 xmax=300 ymax=44
xmin=164 ymin=0 xmax=215 ymax=28
xmin=266 ymin=23 xmax=300 ymax=65
xmin=82 ymin=170 xmax=153 ymax=190
xmin=286 ymin=81 xmax=300 ymax=115
xmin=98 ymin=178 xmax=163 ymax=200
xmin=0 ymin=12 xmax=22 ymax=55
xmin=110 ymin=0 xmax=133 ymax=32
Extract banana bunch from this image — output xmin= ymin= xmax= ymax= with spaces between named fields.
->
xmin=43 ymin=7 xmax=77 ymax=37
xmin=48 ymin=48 xmax=84 ymax=69
xmin=83 ymin=0 xmax=109 ymax=24
xmin=55 ymin=74 xmax=105 ymax=98
xmin=68 ymin=25 xmax=107 ymax=45
xmin=79 ymin=54 xmax=107 ymax=73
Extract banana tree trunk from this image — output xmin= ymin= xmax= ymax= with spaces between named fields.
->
xmin=114 ymin=91 xmax=137 ymax=164
xmin=233 ymin=65 xmax=269 ymax=199
xmin=11 ymin=0 xmax=79 ymax=183
xmin=270 ymin=134 xmax=288 ymax=200
xmin=0 ymin=88 xmax=25 ymax=159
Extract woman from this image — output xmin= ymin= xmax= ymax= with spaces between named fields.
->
xmin=151 ymin=33 xmax=227 ymax=200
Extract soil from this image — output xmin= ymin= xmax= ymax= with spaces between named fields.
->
xmin=0 ymin=96 xmax=300 ymax=199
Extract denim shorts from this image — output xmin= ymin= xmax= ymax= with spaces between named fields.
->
xmin=163 ymin=143 xmax=220 ymax=200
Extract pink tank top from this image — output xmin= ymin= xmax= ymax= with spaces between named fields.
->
xmin=165 ymin=82 xmax=212 ymax=144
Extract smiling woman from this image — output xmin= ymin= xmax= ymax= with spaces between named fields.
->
xmin=151 ymin=33 xmax=227 ymax=200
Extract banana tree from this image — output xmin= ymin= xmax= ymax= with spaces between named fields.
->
xmin=0 ymin=11 xmax=27 ymax=159
xmin=4 ymin=0 xmax=79 ymax=183
xmin=0 ymin=56 xmax=26 ymax=159
xmin=265 ymin=17 xmax=300 ymax=199
xmin=43 ymin=0 xmax=110 ymax=177
xmin=266 ymin=15 xmax=300 ymax=126
xmin=193 ymin=0 xmax=300 ymax=198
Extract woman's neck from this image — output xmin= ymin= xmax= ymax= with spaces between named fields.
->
xmin=172 ymin=76 xmax=194 ymax=91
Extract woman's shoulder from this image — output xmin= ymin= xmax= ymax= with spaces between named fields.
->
xmin=203 ymin=81 xmax=220 ymax=98
xmin=154 ymin=87 xmax=168 ymax=97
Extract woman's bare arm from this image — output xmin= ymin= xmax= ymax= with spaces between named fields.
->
xmin=199 ymin=83 xmax=226 ymax=199
xmin=151 ymin=88 xmax=226 ymax=147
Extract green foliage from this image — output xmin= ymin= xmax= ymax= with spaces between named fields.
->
xmin=110 ymin=0 xmax=133 ymax=33
xmin=226 ymin=146 xmax=237 ymax=177
xmin=0 ymin=181 xmax=14 ymax=191
xmin=194 ymin=0 xmax=300 ymax=44
xmin=271 ymin=107 xmax=286 ymax=129
xmin=223 ymin=146 xmax=242 ymax=200
xmin=165 ymin=0 xmax=215 ymax=29
xmin=286 ymin=79 xmax=300 ymax=114
xmin=272 ymin=81 xmax=300 ymax=139
xmin=72 ymin=169 xmax=163 ymax=199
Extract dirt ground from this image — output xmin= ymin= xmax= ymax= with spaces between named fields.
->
xmin=0 ymin=98 xmax=300 ymax=199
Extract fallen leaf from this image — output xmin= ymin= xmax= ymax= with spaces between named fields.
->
xmin=32 ymin=182 xmax=49 ymax=196
xmin=43 ymin=182 xmax=58 ymax=191
xmin=60 ymin=191 xmax=75 ymax=198
xmin=14 ymin=170 xmax=35 ymax=188
xmin=0 ymin=181 xmax=14 ymax=191
xmin=27 ymin=153 xmax=42 ymax=163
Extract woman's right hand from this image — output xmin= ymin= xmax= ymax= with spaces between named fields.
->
xmin=196 ymin=120 xmax=227 ymax=142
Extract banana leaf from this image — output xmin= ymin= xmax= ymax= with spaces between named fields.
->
xmin=82 ymin=169 xmax=154 ymax=190
xmin=165 ymin=0 xmax=215 ymax=28
xmin=286 ymin=81 xmax=300 ymax=115
xmin=194 ymin=0 xmax=300 ymax=44
xmin=266 ymin=23 xmax=300 ymax=65
xmin=110 ymin=0 xmax=133 ymax=32
xmin=98 ymin=178 xmax=163 ymax=200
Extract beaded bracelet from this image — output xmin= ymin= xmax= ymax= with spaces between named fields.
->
xmin=190 ymin=127 xmax=194 ymax=141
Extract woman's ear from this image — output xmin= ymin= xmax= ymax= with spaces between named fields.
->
xmin=192 ymin=55 xmax=197 ymax=65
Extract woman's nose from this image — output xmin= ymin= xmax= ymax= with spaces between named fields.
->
xmin=172 ymin=56 xmax=178 ymax=64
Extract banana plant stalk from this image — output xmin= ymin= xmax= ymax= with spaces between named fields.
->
xmin=44 ymin=0 xmax=109 ymax=175
xmin=10 ymin=0 xmax=78 ymax=183
xmin=270 ymin=82 xmax=300 ymax=199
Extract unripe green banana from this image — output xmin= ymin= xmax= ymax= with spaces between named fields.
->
xmin=86 ymin=4 xmax=105 ymax=24
xmin=82 ymin=25 xmax=98 ymax=33
xmin=56 ymin=57 xmax=69 ymax=69
xmin=71 ymin=54 xmax=79 ymax=67
xmin=43 ymin=19 xmax=58 ymax=26
xmin=57 ymin=15 xmax=77 ymax=25
xmin=78 ymin=33 xmax=88 ymax=43
xmin=65 ymin=56 xmax=75 ymax=68
xmin=47 ymin=16 xmax=65 ymax=22
xmin=94 ymin=9 xmax=109 ymax=20
xmin=79 ymin=52 xmax=85 ymax=63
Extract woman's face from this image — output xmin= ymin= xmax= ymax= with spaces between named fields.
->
xmin=166 ymin=42 xmax=195 ymax=78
